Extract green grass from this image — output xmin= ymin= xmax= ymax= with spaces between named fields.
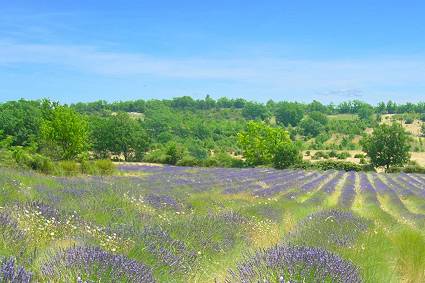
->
xmin=0 ymin=166 xmax=424 ymax=282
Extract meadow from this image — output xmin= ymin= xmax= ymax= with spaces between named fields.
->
xmin=1 ymin=164 xmax=425 ymax=282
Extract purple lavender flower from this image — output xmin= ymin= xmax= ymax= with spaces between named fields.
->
xmin=287 ymin=209 xmax=369 ymax=248
xmin=42 ymin=246 xmax=155 ymax=282
xmin=0 ymin=257 xmax=32 ymax=283
xmin=226 ymin=245 xmax=361 ymax=283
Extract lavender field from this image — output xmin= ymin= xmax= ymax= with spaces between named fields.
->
xmin=1 ymin=165 xmax=425 ymax=282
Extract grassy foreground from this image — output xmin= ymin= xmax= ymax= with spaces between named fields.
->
xmin=0 ymin=164 xmax=424 ymax=282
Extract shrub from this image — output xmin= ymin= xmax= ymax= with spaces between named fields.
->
xmin=80 ymin=160 xmax=99 ymax=175
xmin=387 ymin=165 xmax=425 ymax=174
xmin=31 ymin=154 xmax=54 ymax=174
xmin=312 ymin=160 xmax=366 ymax=172
xmin=176 ymin=155 xmax=198 ymax=167
xmin=354 ymin=153 xmax=365 ymax=158
xmin=328 ymin=150 xmax=338 ymax=158
xmin=94 ymin=159 xmax=115 ymax=175
xmin=57 ymin=160 xmax=79 ymax=176
xmin=273 ymin=143 xmax=302 ymax=169
xmin=336 ymin=151 xmax=351 ymax=160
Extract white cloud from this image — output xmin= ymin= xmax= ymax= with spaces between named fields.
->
xmin=0 ymin=41 xmax=425 ymax=97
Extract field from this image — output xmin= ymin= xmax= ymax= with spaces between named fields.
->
xmin=1 ymin=165 xmax=425 ymax=282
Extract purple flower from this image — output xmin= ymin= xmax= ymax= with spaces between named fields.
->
xmin=227 ymin=245 xmax=361 ymax=283
xmin=0 ymin=257 xmax=32 ymax=283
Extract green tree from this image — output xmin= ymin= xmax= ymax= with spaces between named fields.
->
xmin=272 ymin=142 xmax=301 ymax=169
xmin=309 ymin=111 xmax=329 ymax=126
xmin=299 ymin=117 xmax=324 ymax=137
xmin=0 ymin=99 xmax=42 ymax=146
xmin=40 ymin=106 xmax=89 ymax=160
xmin=357 ymin=105 xmax=374 ymax=121
xmin=237 ymin=121 xmax=292 ymax=166
xmin=275 ymin=102 xmax=304 ymax=126
xmin=242 ymin=102 xmax=268 ymax=120
xmin=90 ymin=113 xmax=148 ymax=161
xmin=361 ymin=123 xmax=410 ymax=171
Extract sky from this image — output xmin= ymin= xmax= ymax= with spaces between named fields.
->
xmin=0 ymin=1 xmax=424 ymax=104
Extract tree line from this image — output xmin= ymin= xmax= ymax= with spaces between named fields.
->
xmin=0 ymin=96 xmax=421 ymax=174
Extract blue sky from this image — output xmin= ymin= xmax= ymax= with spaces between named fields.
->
xmin=0 ymin=1 xmax=424 ymax=104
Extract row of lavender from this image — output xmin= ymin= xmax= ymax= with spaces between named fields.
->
xmin=118 ymin=164 xmax=425 ymax=201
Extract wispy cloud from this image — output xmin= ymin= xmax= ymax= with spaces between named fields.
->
xmin=0 ymin=41 xmax=425 ymax=100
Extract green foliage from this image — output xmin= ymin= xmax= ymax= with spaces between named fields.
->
xmin=272 ymin=143 xmax=301 ymax=169
xmin=203 ymin=151 xmax=244 ymax=168
xmin=0 ymin=99 xmax=42 ymax=146
xmin=164 ymin=142 xmax=185 ymax=165
xmin=313 ymin=160 xmax=366 ymax=171
xmin=357 ymin=105 xmax=375 ymax=122
xmin=237 ymin=121 xmax=292 ymax=166
xmin=90 ymin=112 xmax=148 ymax=161
xmin=421 ymin=124 xmax=425 ymax=137
xmin=241 ymin=102 xmax=268 ymax=120
xmin=11 ymin=147 xmax=55 ymax=174
xmin=274 ymin=102 xmax=304 ymax=126
xmin=40 ymin=105 xmax=90 ymax=160
xmin=362 ymin=123 xmax=411 ymax=171
xmin=299 ymin=117 xmax=324 ymax=137
xmin=336 ymin=151 xmax=351 ymax=159
xmin=57 ymin=160 xmax=80 ymax=176
xmin=309 ymin=111 xmax=329 ymax=125
xmin=94 ymin=159 xmax=116 ymax=175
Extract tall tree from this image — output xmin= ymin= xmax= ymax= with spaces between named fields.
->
xmin=274 ymin=102 xmax=304 ymax=126
xmin=361 ymin=123 xmax=410 ymax=171
xmin=90 ymin=113 xmax=148 ymax=161
xmin=40 ymin=106 xmax=89 ymax=160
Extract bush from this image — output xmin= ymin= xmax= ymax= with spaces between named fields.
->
xmin=404 ymin=117 xmax=414 ymax=124
xmin=328 ymin=150 xmax=338 ymax=158
xmin=31 ymin=154 xmax=54 ymax=174
xmin=176 ymin=155 xmax=199 ymax=167
xmin=336 ymin=151 xmax=351 ymax=160
xmin=312 ymin=160 xmax=367 ymax=172
xmin=11 ymin=147 xmax=54 ymax=174
xmin=94 ymin=159 xmax=115 ymax=175
xmin=312 ymin=151 xmax=329 ymax=160
xmin=143 ymin=148 xmax=168 ymax=164
xmin=387 ymin=165 xmax=425 ymax=174
xmin=57 ymin=160 xmax=80 ymax=176
xmin=354 ymin=153 xmax=365 ymax=158
xmin=273 ymin=143 xmax=302 ymax=169
xmin=80 ymin=160 xmax=99 ymax=175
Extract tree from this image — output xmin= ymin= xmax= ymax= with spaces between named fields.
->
xmin=275 ymin=102 xmax=304 ymax=126
xmin=309 ymin=111 xmax=329 ymax=126
xmin=361 ymin=123 xmax=410 ymax=171
xmin=299 ymin=117 xmax=324 ymax=137
xmin=242 ymin=102 xmax=268 ymax=120
xmin=90 ymin=113 xmax=148 ymax=161
xmin=357 ymin=105 xmax=374 ymax=121
xmin=40 ymin=106 xmax=89 ymax=160
xmin=272 ymin=142 xmax=301 ymax=169
xmin=0 ymin=99 xmax=42 ymax=146
xmin=237 ymin=121 xmax=293 ymax=166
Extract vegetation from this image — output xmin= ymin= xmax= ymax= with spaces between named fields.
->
xmin=0 ymin=164 xmax=424 ymax=282
xmin=362 ymin=123 xmax=411 ymax=171
xmin=0 ymin=97 xmax=424 ymax=173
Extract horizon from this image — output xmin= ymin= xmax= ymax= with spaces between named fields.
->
xmin=1 ymin=1 xmax=425 ymax=104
